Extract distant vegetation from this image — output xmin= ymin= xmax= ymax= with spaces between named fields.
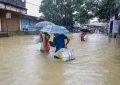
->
xmin=39 ymin=0 xmax=115 ymax=25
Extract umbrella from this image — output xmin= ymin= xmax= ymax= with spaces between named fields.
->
xmin=35 ymin=21 xmax=55 ymax=30
xmin=80 ymin=29 xmax=90 ymax=32
xmin=40 ymin=25 xmax=69 ymax=34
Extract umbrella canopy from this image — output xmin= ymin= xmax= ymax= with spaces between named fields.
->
xmin=35 ymin=21 xmax=55 ymax=29
xmin=80 ymin=29 xmax=90 ymax=32
xmin=40 ymin=25 xmax=69 ymax=34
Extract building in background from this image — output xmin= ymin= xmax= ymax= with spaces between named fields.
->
xmin=20 ymin=15 xmax=43 ymax=32
xmin=0 ymin=0 xmax=27 ymax=32
xmin=108 ymin=0 xmax=120 ymax=37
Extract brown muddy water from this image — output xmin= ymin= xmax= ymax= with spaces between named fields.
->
xmin=0 ymin=33 xmax=120 ymax=85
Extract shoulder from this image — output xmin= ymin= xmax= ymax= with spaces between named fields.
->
xmin=60 ymin=34 xmax=66 ymax=37
xmin=60 ymin=34 xmax=68 ymax=39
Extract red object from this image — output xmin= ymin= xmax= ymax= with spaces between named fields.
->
xmin=36 ymin=32 xmax=40 ymax=35
xmin=81 ymin=33 xmax=86 ymax=41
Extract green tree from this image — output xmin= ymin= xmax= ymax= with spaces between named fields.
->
xmin=40 ymin=0 xmax=94 ymax=26
xmin=93 ymin=0 xmax=115 ymax=21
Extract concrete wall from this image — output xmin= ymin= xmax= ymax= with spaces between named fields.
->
xmin=20 ymin=17 xmax=38 ymax=32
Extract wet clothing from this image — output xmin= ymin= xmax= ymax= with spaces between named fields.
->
xmin=81 ymin=33 xmax=86 ymax=41
xmin=40 ymin=34 xmax=45 ymax=51
xmin=112 ymin=20 xmax=120 ymax=34
xmin=53 ymin=34 xmax=67 ymax=52
xmin=40 ymin=33 xmax=50 ymax=52
xmin=44 ymin=35 xmax=50 ymax=51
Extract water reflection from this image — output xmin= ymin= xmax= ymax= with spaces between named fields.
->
xmin=0 ymin=34 xmax=120 ymax=85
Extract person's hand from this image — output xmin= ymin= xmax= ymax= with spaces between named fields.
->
xmin=49 ymin=41 xmax=55 ymax=47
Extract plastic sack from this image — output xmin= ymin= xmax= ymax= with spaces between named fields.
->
xmin=39 ymin=34 xmax=43 ymax=42
xmin=54 ymin=48 xmax=75 ymax=61
xmin=34 ymin=35 xmax=41 ymax=44
xmin=34 ymin=34 xmax=43 ymax=44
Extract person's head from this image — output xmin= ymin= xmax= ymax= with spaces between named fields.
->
xmin=44 ymin=32 xmax=49 ymax=36
xmin=44 ymin=32 xmax=47 ymax=34
xmin=54 ymin=33 xmax=59 ymax=37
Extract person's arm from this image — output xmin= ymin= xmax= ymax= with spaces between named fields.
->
xmin=49 ymin=38 xmax=56 ymax=47
xmin=65 ymin=37 xmax=70 ymax=48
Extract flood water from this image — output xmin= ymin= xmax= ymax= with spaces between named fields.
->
xmin=0 ymin=33 xmax=120 ymax=85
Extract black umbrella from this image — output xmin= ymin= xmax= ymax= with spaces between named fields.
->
xmin=80 ymin=29 xmax=90 ymax=32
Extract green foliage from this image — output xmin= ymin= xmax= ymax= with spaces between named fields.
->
xmin=94 ymin=0 xmax=115 ymax=21
xmin=81 ymin=0 xmax=116 ymax=21
xmin=40 ymin=0 xmax=94 ymax=25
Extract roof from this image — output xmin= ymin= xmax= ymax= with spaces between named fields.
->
xmin=21 ymin=14 xmax=44 ymax=21
xmin=0 ymin=0 xmax=27 ymax=10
